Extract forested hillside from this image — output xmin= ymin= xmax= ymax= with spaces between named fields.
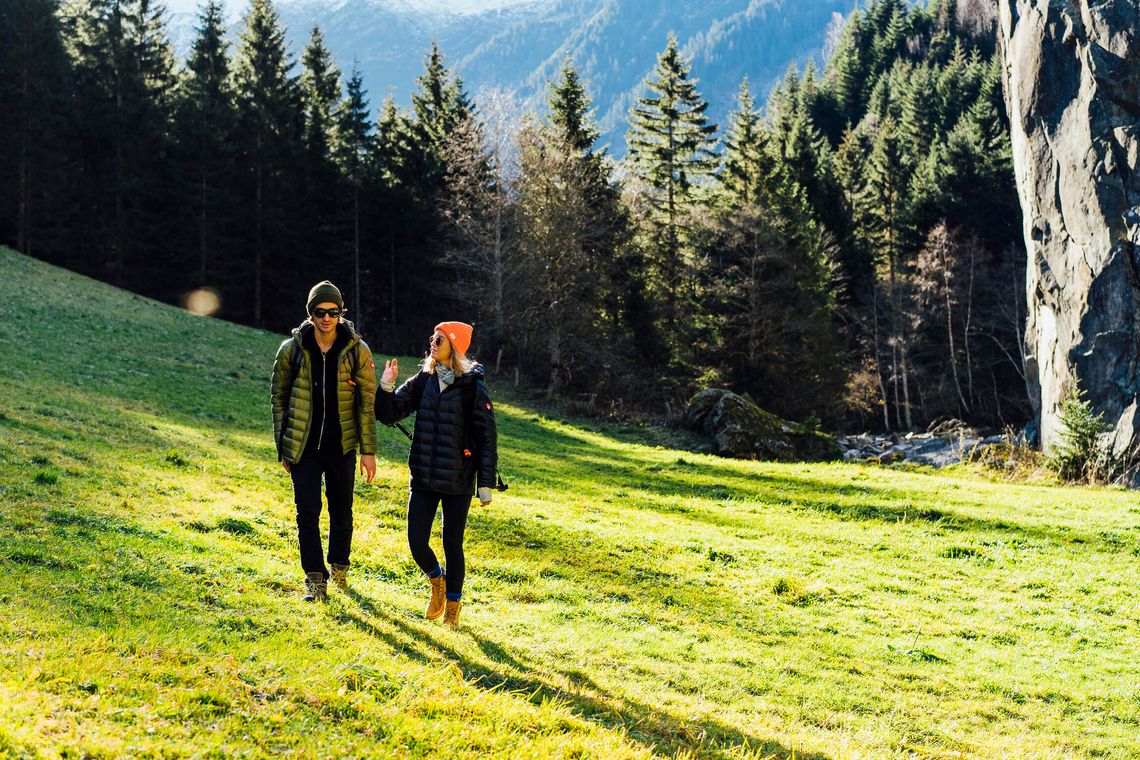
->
xmin=0 ymin=0 xmax=1023 ymax=431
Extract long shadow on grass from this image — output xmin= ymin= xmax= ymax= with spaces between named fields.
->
xmin=344 ymin=588 xmax=828 ymax=759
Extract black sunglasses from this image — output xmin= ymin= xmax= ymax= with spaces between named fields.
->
xmin=430 ymin=334 xmax=447 ymax=347
xmin=312 ymin=307 xmax=342 ymax=318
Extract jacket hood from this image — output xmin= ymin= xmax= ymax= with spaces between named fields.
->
xmin=451 ymin=362 xmax=486 ymax=386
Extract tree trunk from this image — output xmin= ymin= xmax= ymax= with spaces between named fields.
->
xmin=545 ymin=321 xmax=560 ymax=400
xmin=964 ymin=242 xmax=976 ymax=406
xmin=945 ymin=281 xmax=968 ymax=412
xmin=17 ymin=60 xmax=29 ymax=254
xmin=353 ymin=183 xmax=361 ymax=331
xmin=872 ymin=287 xmax=891 ymax=431
xmin=199 ymin=162 xmax=208 ymax=286
xmin=388 ymin=226 xmax=397 ymax=345
xmin=254 ymin=156 xmax=263 ymax=326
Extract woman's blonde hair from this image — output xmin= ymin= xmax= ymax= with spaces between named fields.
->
xmin=420 ymin=343 xmax=476 ymax=377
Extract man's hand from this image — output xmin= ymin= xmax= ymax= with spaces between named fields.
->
xmin=360 ymin=454 xmax=376 ymax=483
xmin=381 ymin=358 xmax=399 ymax=387
xmin=281 ymin=459 xmax=292 ymax=474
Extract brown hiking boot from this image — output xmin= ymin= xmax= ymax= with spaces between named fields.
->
xmin=426 ymin=575 xmax=446 ymax=620
xmin=301 ymin=572 xmax=327 ymax=602
xmin=330 ymin=563 xmax=349 ymax=590
xmin=443 ymin=599 xmax=461 ymax=629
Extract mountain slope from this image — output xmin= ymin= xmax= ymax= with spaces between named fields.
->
xmin=1 ymin=245 xmax=1138 ymax=757
xmin=169 ymin=0 xmax=850 ymax=152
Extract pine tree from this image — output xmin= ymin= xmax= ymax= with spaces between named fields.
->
xmin=864 ymin=117 xmax=911 ymax=280
xmin=720 ymin=77 xmax=772 ymax=209
xmin=71 ymin=0 xmax=177 ymax=290
xmin=544 ymin=62 xmax=640 ymax=380
xmin=300 ymin=27 xmax=341 ymax=161
xmin=298 ymin=25 xmax=342 ymax=271
xmin=233 ymin=0 xmax=302 ymax=327
xmin=898 ymin=63 xmax=937 ymax=165
xmin=833 ymin=125 xmax=876 ymax=305
xmin=872 ymin=0 xmax=909 ymax=70
xmin=437 ymin=104 xmax=512 ymax=351
xmin=864 ymin=116 xmax=915 ymax=429
xmin=173 ymin=0 xmax=236 ymax=291
xmin=394 ymin=43 xmax=473 ymax=343
xmin=825 ymin=9 xmax=869 ymax=129
xmin=332 ymin=62 xmax=371 ymax=329
xmin=373 ymin=94 xmax=417 ymax=344
xmin=0 ymin=0 xmax=73 ymax=259
xmin=411 ymin=42 xmax=471 ymax=170
xmin=548 ymin=61 xmax=598 ymax=152
xmin=625 ymin=33 xmax=717 ymax=332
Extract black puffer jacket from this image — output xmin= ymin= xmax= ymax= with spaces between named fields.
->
xmin=376 ymin=364 xmax=497 ymax=495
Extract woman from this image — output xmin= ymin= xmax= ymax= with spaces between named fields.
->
xmin=376 ymin=321 xmax=497 ymax=629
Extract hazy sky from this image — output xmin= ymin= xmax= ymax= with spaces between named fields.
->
xmin=164 ymin=0 xmax=536 ymax=17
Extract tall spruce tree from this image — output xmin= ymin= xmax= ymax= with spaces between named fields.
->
xmin=373 ymin=94 xmax=417 ymax=345
xmin=233 ymin=0 xmax=302 ymax=327
xmin=299 ymin=25 xmax=342 ymax=272
xmin=71 ymin=0 xmax=177 ymax=290
xmin=0 ymin=0 xmax=73 ymax=259
xmin=332 ymin=62 xmax=372 ymax=330
xmin=625 ymin=33 xmax=717 ymax=336
xmin=400 ymin=43 xmax=472 ymax=345
xmin=720 ymin=77 xmax=771 ymax=209
xmin=173 ymin=0 xmax=236 ymax=291
xmin=546 ymin=62 xmax=643 ymax=383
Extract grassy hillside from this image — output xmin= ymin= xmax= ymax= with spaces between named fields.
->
xmin=1 ymin=246 xmax=1138 ymax=759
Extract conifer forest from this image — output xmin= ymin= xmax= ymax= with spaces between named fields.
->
xmin=0 ymin=0 xmax=1025 ymax=431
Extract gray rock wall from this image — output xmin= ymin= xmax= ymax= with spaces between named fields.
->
xmin=998 ymin=0 xmax=1140 ymax=456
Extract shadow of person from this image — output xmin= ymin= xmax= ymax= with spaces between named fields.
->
xmin=341 ymin=587 xmax=831 ymax=759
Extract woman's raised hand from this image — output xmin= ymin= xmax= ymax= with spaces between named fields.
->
xmin=381 ymin=358 xmax=399 ymax=386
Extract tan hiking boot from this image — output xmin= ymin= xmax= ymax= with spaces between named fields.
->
xmin=443 ymin=600 xmax=461 ymax=629
xmin=426 ymin=575 xmax=446 ymax=620
xmin=302 ymin=572 xmax=327 ymax=602
xmin=330 ymin=563 xmax=349 ymax=590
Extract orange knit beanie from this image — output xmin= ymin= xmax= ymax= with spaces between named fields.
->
xmin=434 ymin=321 xmax=473 ymax=356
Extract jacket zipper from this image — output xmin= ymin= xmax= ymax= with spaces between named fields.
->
xmin=316 ymin=349 xmax=327 ymax=450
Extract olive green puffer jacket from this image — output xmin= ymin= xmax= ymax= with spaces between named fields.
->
xmin=271 ymin=320 xmax=377 ymax=463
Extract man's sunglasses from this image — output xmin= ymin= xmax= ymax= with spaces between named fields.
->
xmin=311 ymin=307 xmax=342 ymax=318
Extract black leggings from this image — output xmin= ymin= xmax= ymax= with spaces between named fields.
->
xmin=407 ymin=490 xmax=472 ymax=597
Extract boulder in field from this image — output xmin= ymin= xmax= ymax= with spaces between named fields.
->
xmin=682 ymin=389 xmax=842 ymax=462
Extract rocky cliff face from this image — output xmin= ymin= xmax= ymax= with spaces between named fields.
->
xmin=998 ymin=0 xmax=1140 ymax=456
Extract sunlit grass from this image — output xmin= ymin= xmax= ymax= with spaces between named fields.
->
xmin=1 ymin=246 xmax=1138 ymax=758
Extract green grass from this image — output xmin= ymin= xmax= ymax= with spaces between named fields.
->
xmin=1 ymin=245 xmax=1138 ymax=758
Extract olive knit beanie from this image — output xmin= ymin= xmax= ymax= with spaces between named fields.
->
xmin=306 ymin=280 xmax=344 ymax=313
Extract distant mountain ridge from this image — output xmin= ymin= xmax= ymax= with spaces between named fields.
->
xmin=168 ymin=0 xmax=855 ymax=152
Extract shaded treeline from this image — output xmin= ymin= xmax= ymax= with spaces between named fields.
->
xmin=0 ymin=0 xmax=1026 ymax=430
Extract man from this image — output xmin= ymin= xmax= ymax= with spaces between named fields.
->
xmin=271 ymin=281 xmax=377 ymax=602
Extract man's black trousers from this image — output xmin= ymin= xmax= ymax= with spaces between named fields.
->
xmin=291 ymin=448 xmax=356 ymax=579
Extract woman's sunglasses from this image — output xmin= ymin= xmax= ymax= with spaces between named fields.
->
xmin=430 ymin=334 xmax=446 ymax=347
xmin=312 ymin=307 xmax=342 ymax=318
